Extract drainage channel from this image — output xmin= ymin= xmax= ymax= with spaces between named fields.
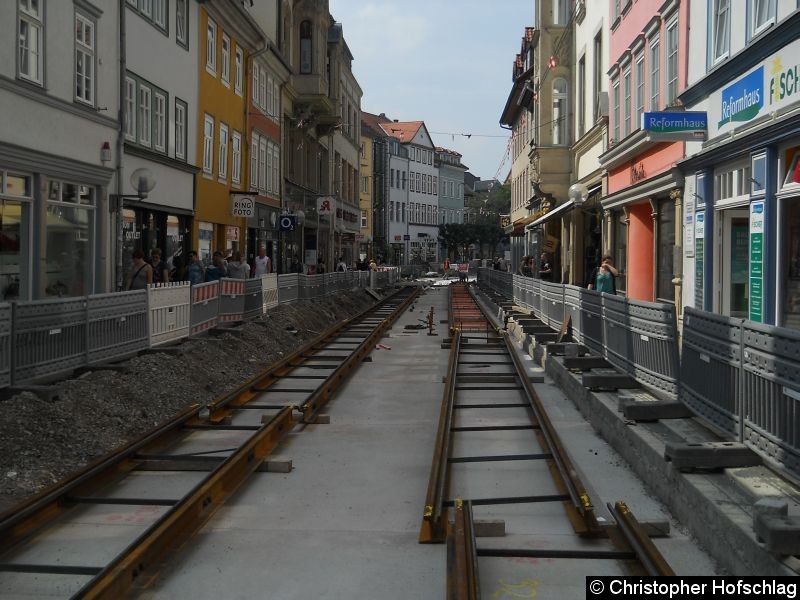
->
xmin=0 ymin=285 xmax=419 ymax=599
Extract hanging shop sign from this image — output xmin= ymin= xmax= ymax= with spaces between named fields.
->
xmin=643 ymin=111 xmax=708 ymax=141
xmin=749 ymin=201 xmax=765 ymax=323
xmin=317 ymin=196 xmax=334 ymax=215
xmin=695 ymin=212 xmax=705 ymax=308
xmin=231 ymin=195 xmax=255 ymax=218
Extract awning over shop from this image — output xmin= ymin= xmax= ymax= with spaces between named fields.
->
xmin=525 ymin=200 xmax=575 ymax=230
xmin=505 ymin=211 xmax=544 ymax=236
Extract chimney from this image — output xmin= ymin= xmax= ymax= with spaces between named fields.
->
xmin=393 ymin=119 xmax=399 ymax=122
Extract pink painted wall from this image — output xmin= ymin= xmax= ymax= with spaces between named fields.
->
xmin=608 ymin=141 xmax=685 ymax=194
xmin=627 ymin=202 xmax=655 ymax=301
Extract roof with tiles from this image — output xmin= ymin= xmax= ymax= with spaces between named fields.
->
xmin=379 ymin=121 xmax=423 ymax=143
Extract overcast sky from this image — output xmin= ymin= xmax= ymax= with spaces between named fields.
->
xmin=329 ymin=0 xmax=534 ymax=182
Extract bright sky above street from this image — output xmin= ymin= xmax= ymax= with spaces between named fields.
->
xmin=329 ymin=0 xmax=534 ymax=181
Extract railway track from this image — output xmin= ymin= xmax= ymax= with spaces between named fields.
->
xmin=0 ymin=285 xmax=418 ymax=599
xmin=420 ymin=282 xmax=673 ymax=597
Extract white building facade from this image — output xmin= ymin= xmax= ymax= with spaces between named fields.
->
xmin=0 ymin=0 xmax=120 ymax=299
xmin=120 ymin=0 xmax=200 ymax=288
xmin=387 ymin=138 xmax=409 ymax=264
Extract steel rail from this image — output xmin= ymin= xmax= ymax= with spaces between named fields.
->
xmin=609 ymin=501 xmax=676 ymax=576
xmin=0 ymin=284 xmax=419 ymax=598
xmin=419 ymin=327 xmax=461 ymax=543
xmin=446 ymin=499 xmax=480 ymax=600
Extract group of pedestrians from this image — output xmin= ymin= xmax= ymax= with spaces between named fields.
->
xmin=513 ymin=251 xmax=619 ymax=294
xmin=126 ymin=246 xmax=273 ymax=290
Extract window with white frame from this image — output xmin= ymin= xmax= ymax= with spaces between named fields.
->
xmin=153 ymin=0 xmax=166 ymax=29
xmin=176 ymin=0 xmax=188 ymax=48
xmin=206 ymin=18 xmax=217 ymax=74
xmin=258 ymin=66 xmax=266 ymax=110
xmin=635 ymin=53 xmax=644 ymax=127
xmin=265 ymin=139 xmax=273 ymax=192
xmin=623 ymin=68 xmax=631 ymax=137
xmin=231 ymin=131 xmax=241 ymax=184
xmin=271 ymin=142 xmax=280 ymax=194
xmin=75 ymin=14 xmax=95 ymax=105
xmin=154 ymin=92 xmax=166 ymax=152
xmin=665 ymin=18 xmax=679 ymax=104
xmin=138 ymin=85 xmax=152 ymax=147
xmin=361 ymin=210 xmax=367 ymax=228
xmin=750 ymin=0 xmax=776 ymax=37
xmin=361 ymin=176 xmax=369 ymax=193
xmin=175 ymin=99 xmax=187 ymax=160
xmin=125 ymin=77 xmax=136 ymax=140
xmin=714 ymin=161 xmax=751 ymax=205
xmin=250 ymin=138 xmax=258 ymax=191
xmin=552 ymin=78 xmax=568 ymax=145
xmin=140 ymin=0 xmax=152 ymax=18
xmin=221 ymin=34 xmax=230 ymax=85
xmin=553 ymin=0 xmax=568 ymax=25
xmin=19 ymin=0 xmax=44 ymax=84
xmin=203 ymin=114 xmax=214 ymax=175
xmin=649 ymin=36 xmax=660 ymax=110
xmin=252 ymin=63 xmax=259 ymax=104
xmin=712 ymin=0 xmax=730 ymax=63
xmin=235 ymin=48 xmax=243 ymax=94
xmin=218 ymin=123 xmax=229 ymax=181
xmin=258 ymin=137 xmax=267 ymax=192
xmin=267 ymin=73 xmax=274 ymax=115
xmin=272 ymin=79 xmax=280 ymax=121
xmin=612 ymin=77 xmax=620 ymax=142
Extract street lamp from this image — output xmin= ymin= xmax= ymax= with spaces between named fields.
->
xmin=568 ymin=182 xmax=589 ymax=206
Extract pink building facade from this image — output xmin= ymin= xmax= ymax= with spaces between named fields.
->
xmin=599 ymin=0 xmax=689 ymax=305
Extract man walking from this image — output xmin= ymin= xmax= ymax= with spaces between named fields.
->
xmin=253 ymin=246 xmax=271 ymax=277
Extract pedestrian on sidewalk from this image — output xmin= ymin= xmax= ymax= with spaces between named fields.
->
xmin=227 ymin=251 xmax=249 ymax=279
xmin=253 ymin=246 xmax=271 ymax=276
xmin=204 ymin=255 xmax=226 ymax=282
xmin=126 ymin=250 xmax=153 ymax=290
xmin=539 ymin=253 xmax=553 ymax=280
xmin=150 ymin=248 xmax=170 ymax=284
xmin=186 ymin=251 xmax=205 ymax=285
xmin=587 ymin=255 xmax=619 ymax=295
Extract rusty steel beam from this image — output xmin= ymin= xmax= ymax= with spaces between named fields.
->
xmin=81 ymin=407 xmax=296 ymax=599
xmin=447 ymin=499 xmax=480 ymax=600
xmin=609 ymin=501 xmax=675 ymax=576
xmin=419 ymin=328 xmax=461 ymax=543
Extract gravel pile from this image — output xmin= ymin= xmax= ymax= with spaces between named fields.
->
xmin=0 ymin=291 xmax=377 ymax=513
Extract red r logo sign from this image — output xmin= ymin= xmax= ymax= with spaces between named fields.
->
xmin=320 ymin=200 xmax=331 ymax=211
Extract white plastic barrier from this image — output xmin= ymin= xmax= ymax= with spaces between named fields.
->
xmin=148 ymin=282 xmax=191 ymax=347
xmin=261 ymin=273 xmax=279 ymax=312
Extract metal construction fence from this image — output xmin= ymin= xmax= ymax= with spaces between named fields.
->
xmin=478 ymin=269 xmax=800 ymax=479
xmin=1 ymin=271 xmax=393 ymax=390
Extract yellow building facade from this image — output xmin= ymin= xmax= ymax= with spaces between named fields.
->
xmin=359 ymin=133 xmax=374 ymax=260
xmin=194 ymin=6 xmax=260 ymax=263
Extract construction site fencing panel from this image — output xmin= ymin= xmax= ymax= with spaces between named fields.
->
xmin=243 ymin=277 xmax=265 ymax=320
xmin=579 ymin=288 xmax=604 ymax=354
xmin=624 ymin=297 xmax=680 ymax=399
xmin=540 ymin=282 xmax=565 ymax=329
xmin=148 ymin=283 xmax=191 ymax=347
xmin=530 ymin=278 xmax=542 ymax=317
xmin=741 ymin=321 xmax=800 ymax=478
xmin=680 ymin=307 xmax=742 ymax=437
xmin=278 ymin=274 xmax=299 ymax=303
xmin=563 ymin=285 xmax=584 ymax=344
xmin=190 ymin=281 xmax=220 ymax=335
xmin=87 ymin=290 xmax=149 ymax=365
xmin=601 ymin=294 xmax=634 ymax=381
xmin=261 ymin=274 xmax=279 ymax=312
xmin=218 ymin=279 xmax=246 ymax=323
xmin=0 ymin=303 xmax=10 ymax=388
xmin=12 ymin=297 xmax=87 ymax=385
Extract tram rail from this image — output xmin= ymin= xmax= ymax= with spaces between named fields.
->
xmin=0 ymin=285 xmax=419 ymax=599
xmin=419 ymin=282 xmax=674 ymax=596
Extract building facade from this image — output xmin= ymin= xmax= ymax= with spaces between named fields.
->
xmin=680 ymin=1 xmax=800 ymax=328
xmin=436 ymin=147 xmax=468 ymax=260
xmin=122 ymin=0 xmax=200 ymax=286
xmin=0 ymin=0 xmax=119 ymax=300
xmin=598 ymin=0 xmax=689 ymax=304
xmin=380 ymin=121 xmax=439 ymax=264
xmin=386 ymin=136 xmax=410 ymax=264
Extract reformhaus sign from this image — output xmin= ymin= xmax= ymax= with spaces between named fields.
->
xmin=708 ymin=37 xmax=800 ymax=138
xmin=643 ymin=111 xmax=708 ymax=141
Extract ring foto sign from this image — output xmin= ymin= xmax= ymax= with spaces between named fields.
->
xmin=231 ymin=195 xmax=255 ymax=218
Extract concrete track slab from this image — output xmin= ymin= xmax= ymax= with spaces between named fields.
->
xmin=0 ymin=572 xmax=92 ymax=599
xmin=448 ymin=460 xmax=561 ymax=500
xmin=453 ymin=406 xmax=531 ymax=428
xmin=451 ymin=429 xmax=545 ymax=458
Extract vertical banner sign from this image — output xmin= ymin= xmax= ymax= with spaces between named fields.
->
xmin=695 ymin=213 xmax=705 ymax=308
xmin=749 ymin=201 xmax=765 ymax=322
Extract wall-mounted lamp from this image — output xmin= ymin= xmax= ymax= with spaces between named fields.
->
xmin=568 ymin=182 xmax=589 ymax=206
xmin=100 ymin=141 xmax=111 ymax=164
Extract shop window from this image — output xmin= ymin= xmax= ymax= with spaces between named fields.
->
xmin=783 ymin=200 xmax=800 ymax=329
xmin=695 ymin=172 xmax=706 ymax=210
xmin=198 ymin=221 xmax=214 ymax=263
xmin=656 ymin=199 xmax=676 ymax=302
xmin=45 ymin=180 xmax=95 ymax=297
xmin=751 ymin=152 xmax=767 ymax=194
xmin=0 ymin=171 xmax=32 ymax=300
xmin=300 ymin=20 xmax=312 ymax=74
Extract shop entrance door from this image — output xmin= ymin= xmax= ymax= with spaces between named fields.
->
xmin=716 ymin=210 xmax=749 ymax=317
